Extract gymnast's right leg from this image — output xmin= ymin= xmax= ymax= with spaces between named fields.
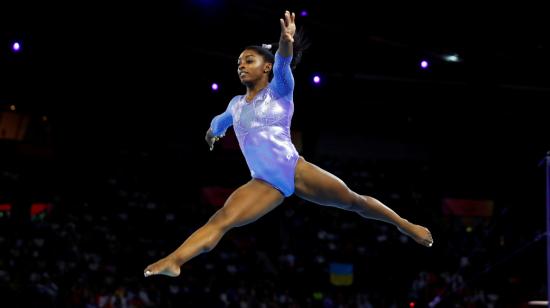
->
xmin=144 ymin=179 xmax=284 ymax=277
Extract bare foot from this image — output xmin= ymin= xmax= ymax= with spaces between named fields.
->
xmin=397 ymin=219 xmax=434 ymax=247
xmin=144 ymin=256 xmax=181 ymax=277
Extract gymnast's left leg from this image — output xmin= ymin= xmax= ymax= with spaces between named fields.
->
xmin=294 ymin=157 xmax=433 ymax=247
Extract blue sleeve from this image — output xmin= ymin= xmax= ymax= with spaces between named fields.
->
xmin=210 ymin=96 xmax=237 ymax=136
xmin=270 ymin=51 xmax=294 ymax=99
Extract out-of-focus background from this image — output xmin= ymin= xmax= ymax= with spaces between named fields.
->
xmin=1 ymin=0 xmax=549 ymax=306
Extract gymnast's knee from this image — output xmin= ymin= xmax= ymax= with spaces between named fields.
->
xmin=207 ymin=207 xmax=240 ymax=232
xmin=346 ymin=191 xmax=368 ymax=211
xmin=331 ymin=189 xmax=361 ymax=211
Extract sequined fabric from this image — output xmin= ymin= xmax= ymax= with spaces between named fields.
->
xmin=210 ymin=52 xmax=299 ymax=196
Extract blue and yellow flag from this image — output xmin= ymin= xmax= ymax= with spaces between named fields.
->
xmin=329 ymin=262 xmax=353 ymax=286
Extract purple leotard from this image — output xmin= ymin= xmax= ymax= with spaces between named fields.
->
xmin=210 ymin=51 xmax=299 ymax=197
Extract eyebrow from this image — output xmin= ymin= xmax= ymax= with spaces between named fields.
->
xmin=238 ymin=54 xmax=256 ymax=61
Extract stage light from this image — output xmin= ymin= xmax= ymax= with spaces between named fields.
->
xmin=300 ymin=10 xmax=308 ymax=17
xmin=313 ymin=75 xmax=321 ymax=84
xmin=420 ymin=60 xmax=429 ymax=69
xmin=443 ymin=53 xmax=461 ymax=62
xmin=12 ymin=41 xmax=21 ymax=53
xmin=211 ymin=83 xmax=219 ymax=91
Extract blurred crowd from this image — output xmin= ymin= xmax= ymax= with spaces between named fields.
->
xmin=0 ymin=148 xmax=546 ymax=307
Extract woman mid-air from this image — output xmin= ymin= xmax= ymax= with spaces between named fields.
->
xmin=144 ymin=10 xmax=433 ymax=278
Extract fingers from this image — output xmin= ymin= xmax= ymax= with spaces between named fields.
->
xmin=285 ymin=10 xmax=292 ymax=24
xmin=280 ymin=11 xmax=295 ymax=43
xmin=208 ymin=137 xmax=219 ymax=151
xmin=284 ymin=11 xmax=294 ymax=26
xmin=280 ymin=11 xmax=295 ymax=29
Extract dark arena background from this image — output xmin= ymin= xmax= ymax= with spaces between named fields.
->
xmin=1 ymin=0 xmax=549 ymax=307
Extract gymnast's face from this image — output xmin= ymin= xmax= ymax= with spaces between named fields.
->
xmin=237 ymin=49 xmax=272 ymax=85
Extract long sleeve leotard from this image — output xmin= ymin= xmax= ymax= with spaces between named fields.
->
xmin=210 ymin=51 xmax=299 ymax=197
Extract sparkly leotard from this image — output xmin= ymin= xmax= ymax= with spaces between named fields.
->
xmin=210 ymin=51 xmax=299 ymax=197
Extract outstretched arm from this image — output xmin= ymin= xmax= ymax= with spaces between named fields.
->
xmin=206 ymin=97 xmax=236 ymax=151
xmin=278 ymin=10 xmax=295 ymax=57
xmin=271 ymin=11 xmax=296 ymax=98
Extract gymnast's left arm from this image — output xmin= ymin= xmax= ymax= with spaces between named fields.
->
xmin=272 ymin=10 xmax=296 ymax=99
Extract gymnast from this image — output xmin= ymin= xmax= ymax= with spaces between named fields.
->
xmin=144 ymin=10 xmax=433 ymax=278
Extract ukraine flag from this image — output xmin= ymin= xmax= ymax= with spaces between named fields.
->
xmin=329 ymin=262 xmax=353 ymax=286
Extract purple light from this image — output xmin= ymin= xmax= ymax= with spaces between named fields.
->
xmin=313 ymin=75 xmax=321 ymax=84
xmin=12 ymin=42 xmax=21 ymax=52
xmin=300 ymin=10 xmax=308 ymax=17
xmin=420 ymin=60 xmax=429 ymax=69
xmin=211 ymin=83 xmax=219 ymax=91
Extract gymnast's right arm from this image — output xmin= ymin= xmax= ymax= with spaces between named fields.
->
xmin=205 ymin=97 xmax=237 ymax=151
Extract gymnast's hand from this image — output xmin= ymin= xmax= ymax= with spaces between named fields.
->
xmin=205 ymin=128 xmax=220 ymax=151
xmin=280 ymin=10 xmax=296 ymax=43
